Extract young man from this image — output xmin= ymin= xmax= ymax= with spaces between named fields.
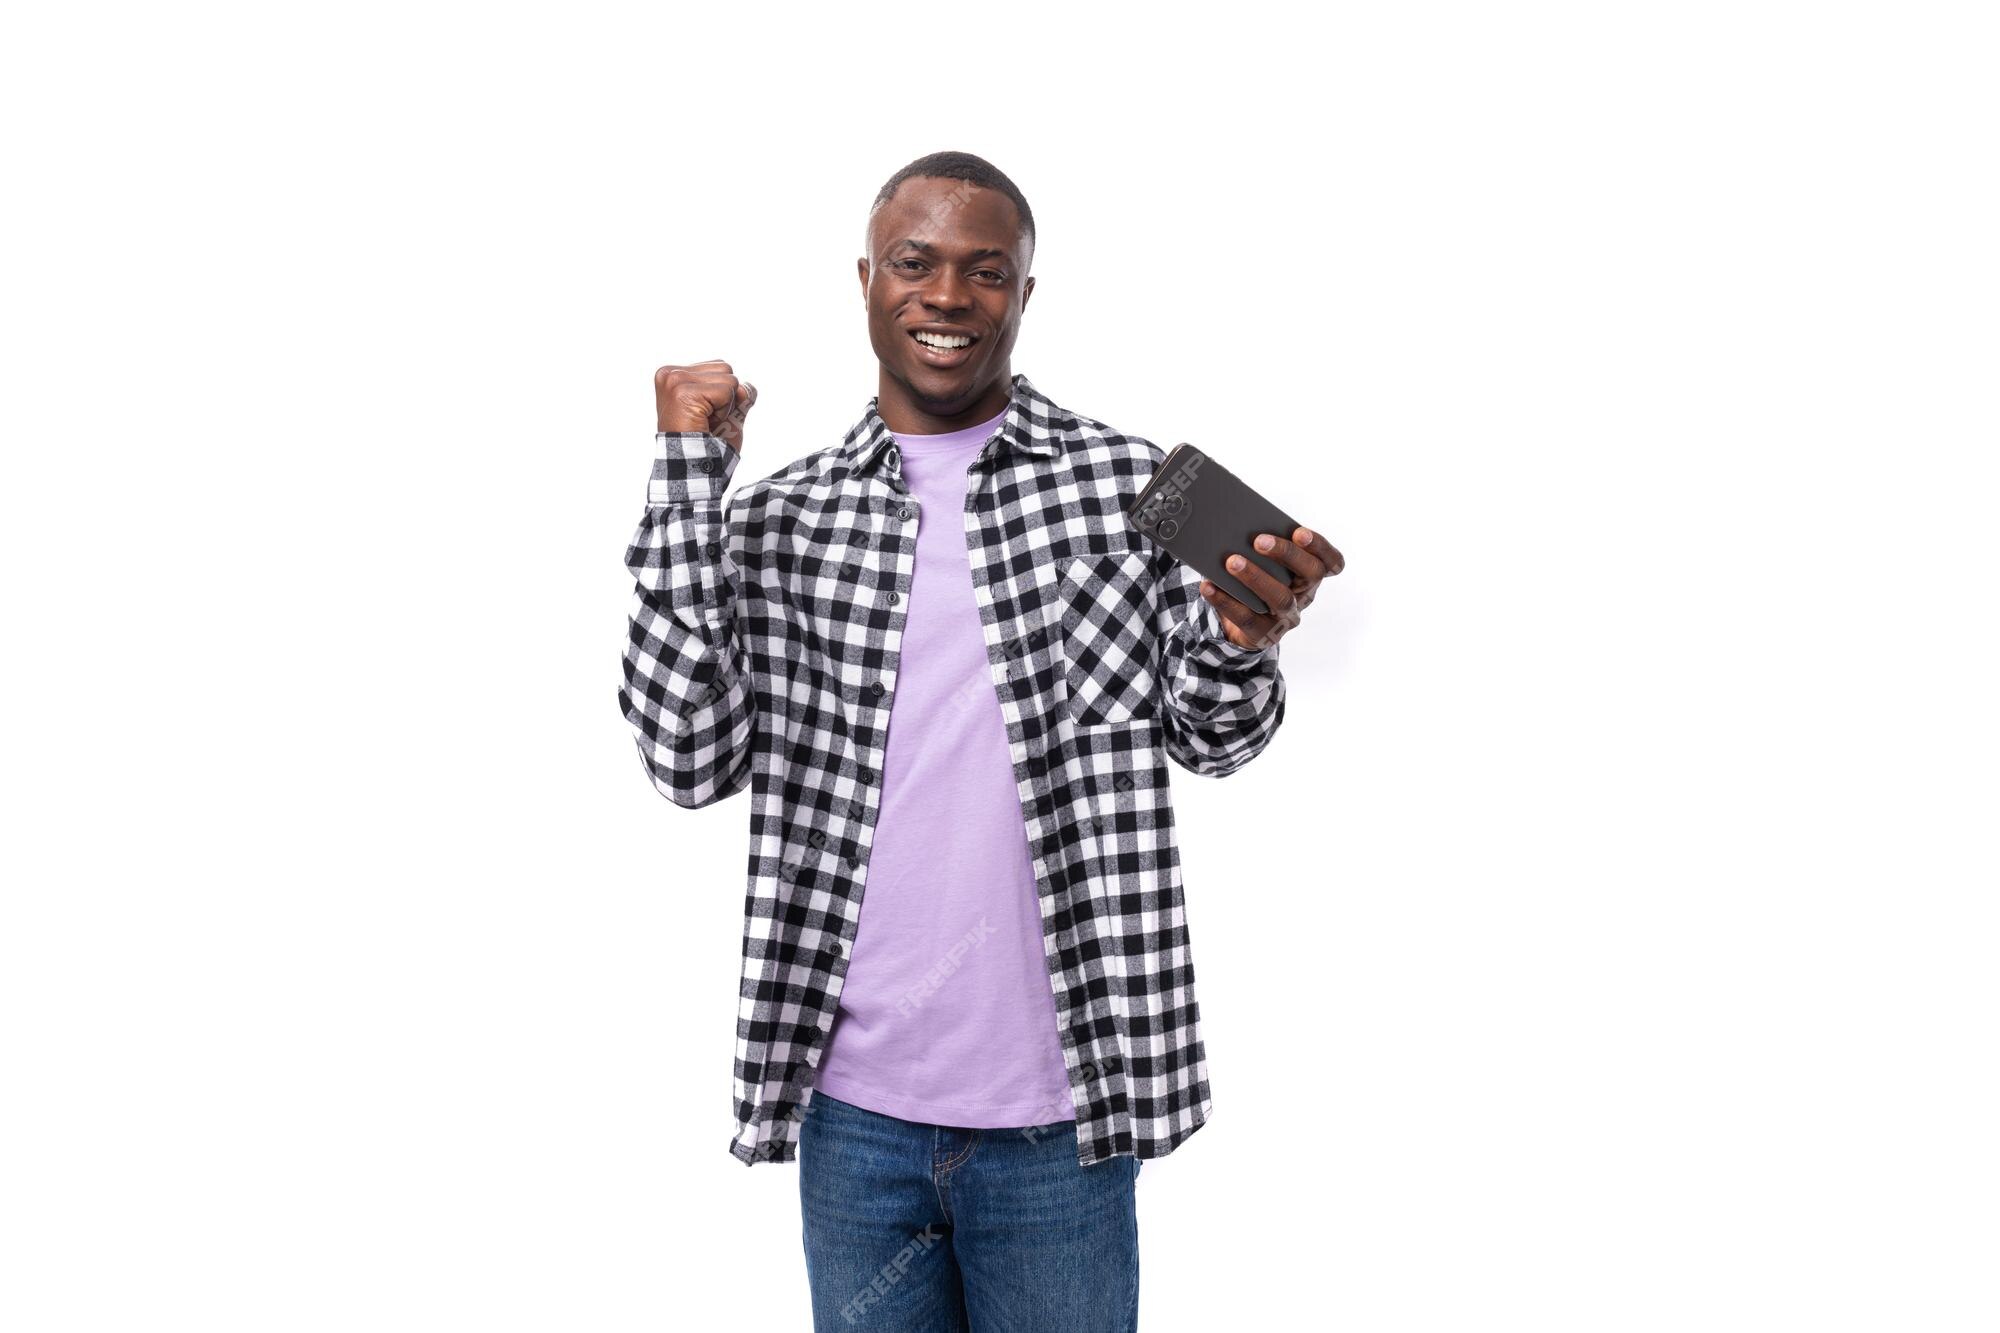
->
xmin=621 ymin=151 xmax=1341 ymax=1330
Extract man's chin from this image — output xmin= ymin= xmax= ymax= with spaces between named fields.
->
xmin=901 ymin=361 xmax=986 ymax=406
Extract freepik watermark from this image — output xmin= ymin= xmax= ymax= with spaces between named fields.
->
xmin=1130 ymin=449 xmax=1205 ymax=542
xmin=893 ymin=916 xmax=997 ymax=1018
xmin=1018 ymin=1054 xmax=1124 ymax=1145
xmin=840 ymin=1224 xmax=948 ymax=1325
xmin=904 ymin=177 xmax=988 ymax=245
xmin=743 ymin=1095 xmax=815 ymax=1162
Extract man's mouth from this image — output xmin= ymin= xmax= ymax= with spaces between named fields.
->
xmin=909 ymin=329 xmax=979 ymax=367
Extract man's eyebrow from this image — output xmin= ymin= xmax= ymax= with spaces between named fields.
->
xmin=891 ymin=238 xmax=1013 ymax=262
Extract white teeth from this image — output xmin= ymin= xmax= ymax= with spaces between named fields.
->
xmin=914 ymin=332 xmax=972 ymax=349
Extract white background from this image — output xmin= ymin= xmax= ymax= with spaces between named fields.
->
xmin=4 ymin=2 xmax=1995 ymax=1329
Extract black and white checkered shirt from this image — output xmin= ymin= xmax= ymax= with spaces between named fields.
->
xmin=619 ymin=372 xmax=1287 ymax=1168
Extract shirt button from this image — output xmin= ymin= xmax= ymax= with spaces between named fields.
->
xmin=697 ymin=458 xmax=714 ymax=474
xmin=827 ymin=939 xmax=845 ymax=958
xmin=857 ymin=768 xmax=875 ymax=784
xmin=898 ymin=505 xmax=915 ymax=520
xmin=870 ymin=681 xmax=885 ymax=697
xmin=888 ymin=589 xmax=901 ymax=604
xmin=705 ymin=541 xmax=721 ymax=558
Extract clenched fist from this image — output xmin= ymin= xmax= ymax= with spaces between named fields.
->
xmin=655 ymin=361 xmax=758 ymax=451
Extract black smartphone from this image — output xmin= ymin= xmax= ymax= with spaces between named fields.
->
xmin=1126 ymin=444 xmax=1301 ymax=616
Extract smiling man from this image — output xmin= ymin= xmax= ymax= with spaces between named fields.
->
xmin=620 ymin=150 xmax=1341 ymax=1331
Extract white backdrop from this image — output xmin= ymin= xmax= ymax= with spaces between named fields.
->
xmin=4 ymin=3 xmax=1995 ymax=1330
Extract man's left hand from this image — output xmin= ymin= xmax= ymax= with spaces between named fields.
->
xmin=1198 ymin=526 xmax=1344 ymax=651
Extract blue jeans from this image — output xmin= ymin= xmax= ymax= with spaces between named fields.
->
xmin=798 ymin=1090 xmax=1141 ymax=1331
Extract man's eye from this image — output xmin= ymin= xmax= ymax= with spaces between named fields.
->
xmin=888 ymin=260 xmax=1006 ymax=279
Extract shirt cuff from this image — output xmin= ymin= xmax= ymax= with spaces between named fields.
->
xmin=647 ymin=431 xmax=740 ymax=507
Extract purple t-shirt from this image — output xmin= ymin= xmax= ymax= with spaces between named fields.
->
xmin=811 ymin=405 xmax=1077 ymax=1128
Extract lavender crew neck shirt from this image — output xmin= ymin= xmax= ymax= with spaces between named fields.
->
xmin=811 ymin=404 xmax=1077 ymax=1129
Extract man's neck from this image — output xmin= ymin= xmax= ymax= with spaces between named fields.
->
xmin=877 ymin=367 xmax=1012 ymax=435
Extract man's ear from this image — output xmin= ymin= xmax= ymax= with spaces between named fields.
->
xmin=857 ymin=256 xmax=870 ymax=302
xmin=1022 ymin=275 xmax=1035 ymax=310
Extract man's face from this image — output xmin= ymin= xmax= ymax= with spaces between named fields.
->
xmin=859 ymin=176 xmax=1034 ymax=412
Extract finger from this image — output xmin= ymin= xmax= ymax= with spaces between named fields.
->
xmin=1250 ymin=531 xmax=1329 ymax=584
xmin=657 ymin=361 xmax=736 ymax=390
xmin=1223 ymin=551 xmax=1296 ymax=616
xmin=1295 ymin=526 xmax=1343 ymax=576
xmin=667 ymin=369 xmax=739 ymax=402
xmin=1199 ymin=579 xmax=1276 ymax=645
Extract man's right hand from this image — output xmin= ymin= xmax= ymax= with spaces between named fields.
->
xmin=656 ymin=361 xmax=757 ymax=453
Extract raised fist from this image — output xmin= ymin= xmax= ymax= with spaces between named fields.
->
xmin=655 ymin=361 xmax=757 ymax=451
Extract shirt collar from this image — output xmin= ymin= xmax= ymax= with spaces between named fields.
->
xmin=842 ymin=372 xmax=1064 ymax=481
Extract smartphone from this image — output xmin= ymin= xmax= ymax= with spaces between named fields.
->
xmin=1126 ymin=444 xmax=1301 ymax=616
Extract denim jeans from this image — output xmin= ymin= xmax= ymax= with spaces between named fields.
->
xmin=798 ymin=1091 xmax=1141 ymax=1331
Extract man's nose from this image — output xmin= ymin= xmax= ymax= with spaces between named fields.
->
xmin=922 ymin=266 xmax=971 ymax=312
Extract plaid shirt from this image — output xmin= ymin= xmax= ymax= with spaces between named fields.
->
xmin=619 ymin=372 xmax=1287 ymax=1168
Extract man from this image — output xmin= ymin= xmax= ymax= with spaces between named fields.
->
xmin=620 ymin=151 xmax=1341 ymax=1330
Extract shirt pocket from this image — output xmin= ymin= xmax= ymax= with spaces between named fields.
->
xmin=1056 ymin=548 xmax=1159 ymax=727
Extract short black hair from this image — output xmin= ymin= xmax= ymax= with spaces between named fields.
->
xmin=867 ymin=151 xmax=1036 ymax=270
